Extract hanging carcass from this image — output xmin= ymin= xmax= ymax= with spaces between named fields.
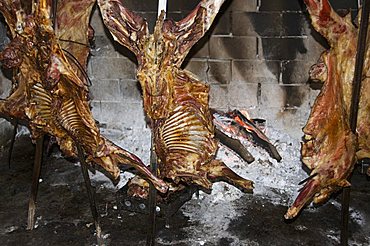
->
xmin=98 ymin=0 xmax=281 ymax=198
xmin=0 ymin=0 xmax=168 ymax=200
xmin=285 ymin=0 xmax=370 ymax=219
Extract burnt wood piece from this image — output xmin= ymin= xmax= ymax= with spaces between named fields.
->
xmin=212 ymin=109 xmax=282 ymax=162
xmin=285 ymin=0 xmax=370 ymax=219
xmin=0 ymin=0 xmax=167 ymax=193
xmin=99 ymin=0 xmax=254 ymax=198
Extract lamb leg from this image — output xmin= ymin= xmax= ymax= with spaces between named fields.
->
xmin=203 ymin=160 xmax=254 ymax=193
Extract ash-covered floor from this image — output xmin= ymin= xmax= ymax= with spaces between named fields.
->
xmin=0 ymin=134 xmax=369 ymax=246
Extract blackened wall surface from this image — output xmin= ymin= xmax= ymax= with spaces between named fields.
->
xmin=0 ymin=0 xmax=360 ymax=147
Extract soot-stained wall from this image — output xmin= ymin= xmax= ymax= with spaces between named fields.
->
xmin=0 ymin=0 xmax=359 ymax=149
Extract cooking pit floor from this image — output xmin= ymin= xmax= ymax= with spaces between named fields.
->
xmin=0 ymin=135 xmax=369 ymax=246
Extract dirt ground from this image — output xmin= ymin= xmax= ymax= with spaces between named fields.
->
xmin=0 ymin=135 xmax=369 ymax=245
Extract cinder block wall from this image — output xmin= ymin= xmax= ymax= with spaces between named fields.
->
xmin=0 ymin=0 xmax=359 ymax=149
xmin=0 ymin=21 xmax=12 ymax=148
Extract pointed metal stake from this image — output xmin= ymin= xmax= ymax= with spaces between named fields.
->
xmin=27 ymin=135 xmax=45 ymax=230
xmin=76 ymin=144 xmax=103 ymax=246
xmin=342 ymin=0 xmax=370 ymax=245
xmin=7 ymin=122 xmax=18 ymax=168
xmin=146 ymin=135 xmax=158 ymax=246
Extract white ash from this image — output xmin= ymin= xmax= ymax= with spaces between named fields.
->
xmin=95 ymin=125 xmax=308 ymax=205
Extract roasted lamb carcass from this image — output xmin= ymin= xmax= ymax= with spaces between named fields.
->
xmin=285 ymin=0 xmax=370 ymax=219
xmin=0 ymin=0 xmax=167 ymax=193
xmin=99 ymin=0 xmax=259 ymax=197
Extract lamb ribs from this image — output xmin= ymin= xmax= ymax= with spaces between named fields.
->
xmin=286 ymin=0 xmax=369 ymax=219
xmin=0 ymin=0 xmax=167 ymax=192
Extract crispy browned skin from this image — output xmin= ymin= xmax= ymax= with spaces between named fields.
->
xmin=0 ymin=0 xmax=168 ymax=193
xmin=99 ymin=0 xmax=254 ymax=197
xmin=285 ymin=0 xmax=370 ymax=219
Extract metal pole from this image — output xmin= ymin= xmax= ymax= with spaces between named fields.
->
xmin=77 ymin=144 xmax=103 ymax=246
xmin=146 ymin=134 xmax=158 ymax=246
xmin=341 ymin=1 xmax=370 ymax=245
xmin=157 ymin=0 xmax=167 ymax=18
xmin=27 ymin=135 xmax=45 ymax=230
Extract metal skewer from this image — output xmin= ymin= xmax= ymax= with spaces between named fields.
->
xmin=341 ymin=0 xmax=370 ymax=245
xmin=27 ymin=135 xmax=45 ymax=230
xmin=76 ymin=144 xmax=103 ymax=246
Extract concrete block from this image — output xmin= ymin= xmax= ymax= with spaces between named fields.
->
xmin=208 ymin=60 xmax=232 ymax=84
xmin=90 ymin=8 xmax=106 ymax=36
xmin=232 ymin=12 xmax=282 ymax=37
xmin=281 ymin=60 xmax=312 ymax=84
xmin=90 ymin=79 xmax=121 ymax=102
xmin=297 ymin=36 xmax=327 ymax=62
xmin=183 ymin=60 xmax=208 ymax=82
xmin=258 ymin=0 xmax=304 ymax=12
xmin=209 ymin=36 xmax=257 ymax=59
xmin=228 ymin=81 xmax=258 ymax=108
xmin=281 ymin=13 xmax=310 ymax=37
xmin=168 ymin=0 xmax=199 ymax=11
xmin=119 ymin=79 xmax=143 ymax=103
xmin=209 ymin=84 xmax=228 ymax=109
xmin=260 ymin=83 xmax=311 ymax=109
xmin=90 ymin=35 xmax=119 ymax=58
xmin=211 ymin=11 xmax=231 ymax=36
xmin=258 ymin=37 xmax=308 ymax=61
xmin=187 ymin=36 xmax=210 ymax=59
xmin=118 ymin=0 xmax=158 ymax=11
xmin=89 ymin=57 xmax=136 ymax=80
xmin=0 ymin=119 xmax=12 ymax=147
xmin=227 ymin=0 xmax=258 ymax=12
xmin=232 ymin=60 xmax=280 ymax=82
xmin=98 ymin=102 xmax=147 ymax=130
xmin=0 ymin=72 xmax=11 ymax=98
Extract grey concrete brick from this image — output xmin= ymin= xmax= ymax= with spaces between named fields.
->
xmin=209 ymin=36 xmax=257 ymax=59
xmin=90 ymin=35 xmax=119 ymax=58
xmin=282 ymin=13 xmax=310 ymax=37
xmin=168 ymin=0 xmax=200 ymax=11
xmin=281 ymin=60 xmax=312 ymax=84
xmin=232 ymin=12 xmax=282 ymax=37
xmin=98 ymin=102 xmax=147 ymax=130
xmin=297 ymin=36 xmax=326 ymax=62
xmin=0 ymin=72 xmax=11 ymax=98
xmin=209 ymin=84 xmax=228 ymax=109
xmin=260 ymin=83 xmax=286 ymax=108
xmin=259 ymin=0 xmax=304 ymax=12
xmin=0 ymin=119 xmax=12 ymax=147
xmin=89 ymin=57 xmax=136 ymax=80
xmin=211 ymin=11 xmax=231 ymax=36
xmin=258 ymin=37 xmax=308 ymax=61
xmin=183 ymin=60 xmax=208 ymax=82
xmin=228 ymin=81 xmax=258 ymax=108
xmin=255 ymin=106 xmax=310 ymax=138
xmin=90 ymin=8 xmax=106 ymax=37
xmin=187 ymin=36 xmax=210 ymax=59
xmin=90 ymin=79 xmax=121 ymax=102
xmin=208 ymin=60 xmax=232 ymax=84
xmin=121 ymin=0 xmax=158 ymax=11
xmin=232 ymin=60 xmax=280 ymax=82
xmin=260 ymin=83 xmax=311 ymax=109
xmin=119 ymin=79 xmax=142 ymax=103
xmin=227 ymin=0 xmax=258 ymax=12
